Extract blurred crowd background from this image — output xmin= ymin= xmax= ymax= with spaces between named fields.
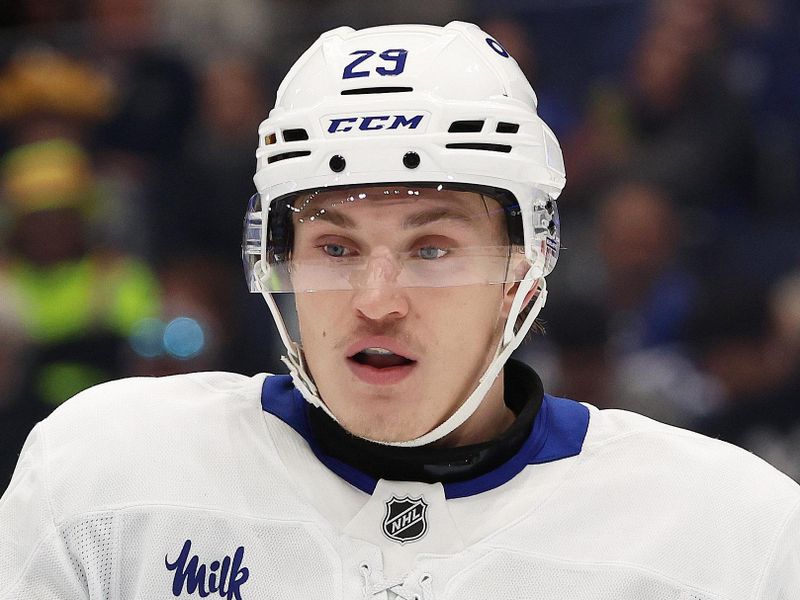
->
xmin=1 ymin=0 xmax=799 ymax=493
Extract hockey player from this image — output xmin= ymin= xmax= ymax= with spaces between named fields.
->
xmin=1 ymin=22 xmax=798 ymax=599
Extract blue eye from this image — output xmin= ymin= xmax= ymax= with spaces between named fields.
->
xmin=418 ymin=246 xmax=448 ymax=260
xmin=323 ymin=244 xmax=349 ymax=258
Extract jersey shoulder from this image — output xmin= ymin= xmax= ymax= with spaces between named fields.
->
xmin=34 ymin=372 xmax=282 ymax=522
xmin=583 ymin=403 xmax=799 ymax=497
xmin=501 ymin=404 xmax=800 ymax=597
xmin=42 ymin=371 xmax=267 ymax=450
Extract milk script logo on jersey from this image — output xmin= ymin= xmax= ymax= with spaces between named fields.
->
xmin=165 ymin=539 xmax=250 ymax=600
xmin=383 ymin=495 xmax=429 ymax=543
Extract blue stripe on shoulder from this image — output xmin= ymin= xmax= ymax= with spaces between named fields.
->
xmin=261 ymin=375 xmax=379 ymax=494
xmin=260 ymin=375 xmax=312 ymax=437
xmin=261 ymin=375 xmax=589 ymax=499
xmin=442 ymin=394 xmax=589 ymax=498
xmin=530 ymin=395 xmax=591 ymax=464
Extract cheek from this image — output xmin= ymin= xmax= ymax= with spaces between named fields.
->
xmin=416 ymin=288 xmax=504 ymax=350
xmin=296 ymin=294 xmax=338 ymax=346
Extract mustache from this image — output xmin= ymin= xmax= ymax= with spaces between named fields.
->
xmin=331 ymin=323 xmax=421 ymax=353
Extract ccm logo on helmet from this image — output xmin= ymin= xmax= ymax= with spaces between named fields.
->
xmin=327 ymin=114 xmax=424 ymax=134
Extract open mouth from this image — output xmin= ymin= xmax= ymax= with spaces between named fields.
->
xmin=349 ymin=347 xmax=416 ymax=369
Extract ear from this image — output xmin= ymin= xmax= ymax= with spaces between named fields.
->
xmin=501 ymin=274 xmax=541 ymax=320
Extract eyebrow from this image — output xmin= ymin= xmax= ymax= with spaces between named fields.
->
xmin=298 ymin=206 xmax=477 ymax=230
xmin=402 ymin=207 xmax=475 ymax=229
xmin=298 ymin=208 xmax=355 ymax=228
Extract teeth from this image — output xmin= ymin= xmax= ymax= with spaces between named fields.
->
xmin=362 ymin=347 xmax=393 ymax=355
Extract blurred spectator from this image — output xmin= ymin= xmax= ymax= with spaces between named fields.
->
xmin=649 ymin=0 xmax=721 ymax=55
xmin=719 ymin=0 xmax=800 ymax=213
xmin=564 ymin=2 xmax=757 ymax=214
xmin=518 ymin=179 xmax=715 ymax=427
xmin=70 ymin=0 xmax=199 ymax=260
xmin=0 ymin=46 xmax=155 ymax=255
xmin=772 ymin=270 xmax=800 ymax=356
xmin=0 ymin=138 xmax=160 ymax=409
xmin=614 ymin=345 xmax=723 ymax=428
xmin=156 ymin=0 xmax=276 ymax=66
xmin=0 ymin=45 xmax=116 ymax=149
xmin=86 ymin=0 xmax=197 ymax=160
xmin=591 ymin=180 xmax=719 ymax=425
xmin=588 ymin=180 xmax=698 ymax=353
xmin=157 ymin=54 xmax=269 ymax=260
xmin=693 ymin=280 xmax=800 ymax=480
xmin=518 ymin=294 xmax=719 ymax=429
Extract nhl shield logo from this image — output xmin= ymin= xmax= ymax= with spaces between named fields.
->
xmin=382 ymin=495 xmax=428 ymax=544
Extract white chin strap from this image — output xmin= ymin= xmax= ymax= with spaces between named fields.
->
xmin=258 ymin=261 xmax=547 ymax=447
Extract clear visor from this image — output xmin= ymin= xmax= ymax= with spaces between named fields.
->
xmin=244 ymin=184 xmax=532 ymax=293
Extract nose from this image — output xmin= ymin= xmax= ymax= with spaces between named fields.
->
xmin=352 ymin=285 xmax=410 ymax=321
xmin=350 ymin=252 xmax=409 ymax=321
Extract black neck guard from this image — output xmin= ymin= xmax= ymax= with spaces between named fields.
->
xmin=307 ymin=359 xmax=544 ymax=484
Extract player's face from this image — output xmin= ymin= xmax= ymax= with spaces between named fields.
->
xmin=292 ymin=186 xmax=519 ymax=442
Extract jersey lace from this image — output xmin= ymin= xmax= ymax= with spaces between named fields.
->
xmin=360 ymin=563 xmax=434 ymax=600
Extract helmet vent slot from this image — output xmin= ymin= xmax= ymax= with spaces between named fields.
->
xmin=496 ymin=122 xmax=520 ymax=134
xmin=282 ymin=128 xmax=309 ymax=142
xmin=445 ymin=143 xmax=511 ymax=153
xmin=341 ymin=87 xmax=414 ymax=95
xmin=448 ymin=120 xmax=484 ymax=133
xmin=267 ymin=150 xmax=311 ymax=164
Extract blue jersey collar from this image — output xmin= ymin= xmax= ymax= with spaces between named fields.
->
xmin=261 ymin=374 xmax=589 ymax=499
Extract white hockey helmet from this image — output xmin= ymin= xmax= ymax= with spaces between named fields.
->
xmin=244 ymin=21 xmax=566 ymax=446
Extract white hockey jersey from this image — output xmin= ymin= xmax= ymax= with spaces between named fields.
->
xmin=1 ymin=371 xmax=798 ymax=599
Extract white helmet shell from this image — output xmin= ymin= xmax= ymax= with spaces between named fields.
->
xmin=254 ymin=21 xmax=564 ymax=268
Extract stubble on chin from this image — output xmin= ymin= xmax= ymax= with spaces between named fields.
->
xmin=342 ymin=404 xmax=432 ymax=443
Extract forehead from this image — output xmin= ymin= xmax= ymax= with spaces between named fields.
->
xmin=290 ymin=184 xmax=504 ymax=227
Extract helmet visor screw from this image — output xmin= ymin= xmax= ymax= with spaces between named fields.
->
xmin=402 ymin=151 xmax=420 ymax=169
xmin=329 ymin=155 xmax=346 ymax=172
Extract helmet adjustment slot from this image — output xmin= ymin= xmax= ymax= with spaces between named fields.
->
xmin=448 ymin=120 xmax=485 ymax=133
xmin=340 ymin=87 xmax=414 ymax=95
xmin=445 ymin=143 xmax=511 ymax=153
xmin=267 ymin=150 xmax=311 ymax=164
xmin=282 ymin=128 xmax=309 ymax=142
xmin=496 ymin=122 xmax=520 ymax=134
